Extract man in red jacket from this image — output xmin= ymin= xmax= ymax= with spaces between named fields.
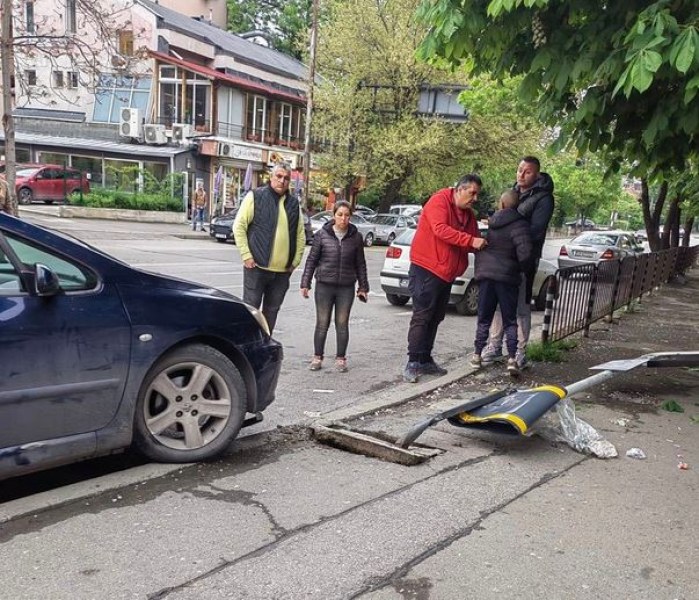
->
xmin=403 ymin=174 xmax=487 ymax=383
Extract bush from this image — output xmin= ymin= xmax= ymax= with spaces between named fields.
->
xmin=526 ymin=339 xmax=578 ymax=363
xmin=71 ymin=188 xmax=182 ymax=212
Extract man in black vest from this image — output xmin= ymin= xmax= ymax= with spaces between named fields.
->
xmin=233 ymin=163 xmax=306 ymax=334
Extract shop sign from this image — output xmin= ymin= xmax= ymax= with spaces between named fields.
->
xmin=267 ymin=150 xmax=298 ymax=169
xmin=231 ymin=145 xmax=263 ymax=162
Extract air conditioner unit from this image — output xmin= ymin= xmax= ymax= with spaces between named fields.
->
xmin=218 ymin=142 xmax=232 ymax=157
xmin=144 ymin=124 xmax=168 ymax=145
xmin=172 ymin=123 xmax=194 ymax=142
xmin=119 ymin=107 xmax=142 ymax=138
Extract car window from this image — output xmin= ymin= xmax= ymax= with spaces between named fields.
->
xmin=576 ymin=233 xmax=618 ymax=246
xmin=394 ymin=228 xmax=416 ymax=245
xmin=373 ymin=215 xmax=396 ymax=225
xmin=0 ymin=246 xmax=24 ymax=293
xmin=16 ymin=168 xmax=40 ymax=178
xmin=5 ymin=234 xmax=98 ymax=291
xmin=397 ymin=217 xmax=406 ymax=227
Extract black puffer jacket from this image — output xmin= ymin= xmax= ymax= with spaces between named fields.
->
xmin=301 ymin=221 xmax=370 ymax=291
xmin=515 ymin=172 xmax=554 ymax=261
xmin=474 ymin=208 xmax=533 ymax=286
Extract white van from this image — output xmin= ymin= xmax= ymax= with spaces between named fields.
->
xmin=388 ymin=204 xmax=422 ymax=217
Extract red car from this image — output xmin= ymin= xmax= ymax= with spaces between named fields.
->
xmin=15 ymin=164 xmax=90 ymax=205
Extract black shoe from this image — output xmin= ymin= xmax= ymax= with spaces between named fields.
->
xmin=403 ymin=361 xmax=420 ymax=383
xmin=419 ymin=360 xmax=447 ymax=376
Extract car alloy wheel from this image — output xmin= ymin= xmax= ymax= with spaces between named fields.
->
xmin=133 ymin=344 xmax=246 ymax=462
xmin=18 ymin=188 xmax=33 ymax=205
xmin=364 ymin=232 xmax=374 ymax=247
xmin=454 ymin=281 xmax=478 ymax=315
xmin=386 ymin=233 xmax=396 ymax=245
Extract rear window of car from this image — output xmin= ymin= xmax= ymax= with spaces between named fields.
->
xmin=576 ymin=233 xmax=619 ymax=246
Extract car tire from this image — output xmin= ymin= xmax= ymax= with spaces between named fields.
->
xmin=18 ymin=188 xmax=33 ymax=205
xmin=534 ymin=276 xmax=556 ymax=311
xmin=364 ymin=232 xmax=374 ymax=247
xmin=43 ymin=200 xmax=54 ymax=205
xmin=386 ymin=293 xmax=410 ymax=306
xmin=387 ymin=233 xmax=396 ymax=245
xmin=132 ymin=344 xmax=246 ymax=463
xmin=454 ymin=281 xmax=478 ymax=316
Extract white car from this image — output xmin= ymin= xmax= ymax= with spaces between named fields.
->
xmin=380 ymin=226 xmax=557 ymax=315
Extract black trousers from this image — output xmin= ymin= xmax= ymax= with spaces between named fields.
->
xmin=242 ymin=266 xmax=291 ymax=334
xmin=406 ymin=264 xmax=452 ymax=363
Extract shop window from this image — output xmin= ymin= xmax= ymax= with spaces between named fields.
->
xmin=71 ymin=156 xmax=102 ymax=186
xmin=26 ymin=70 xmax=37 ymax=87
xmin=67 ymin=72 xmax=79 ymax=89
xmin=104 ymin=159 xmax=139 ymax=191
xmin=53 ymin=71 xmax=64 ymax=88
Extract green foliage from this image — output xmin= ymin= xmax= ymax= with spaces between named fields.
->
xmin=416 ymin=0 xmax=699 ymax=177
xmin=315 ymin=0 xmax=545 ymax=209
xmin=226 ymin=0 xmax=312 ymax=59
xmin=526 ymin=339 xmax=578 ymax=363
xmin=71 ymin=168 xmax=185 ymax=212
xmin=660 ymin=399 xmax=685 ymax=413
xmin=71 ymin=188 xmax=182 ymax=211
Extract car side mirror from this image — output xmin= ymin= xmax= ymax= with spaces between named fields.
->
xmin=34 ymin=263 xmax=61 ymax=296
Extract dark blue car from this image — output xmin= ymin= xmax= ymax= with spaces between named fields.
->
xmin=0 ymin=213 xmax=283 ymax=480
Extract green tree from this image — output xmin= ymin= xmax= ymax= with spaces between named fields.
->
xmin=314 ymin=0 xmax=541 ymax=211
xmin=227 ymin=0 xmax=312 ymax=59
xmin=416 ymin=0 xmax=699 ymax=245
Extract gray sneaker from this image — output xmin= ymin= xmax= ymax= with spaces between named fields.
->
xmin=481 ymin=348 xmax=505 ymax=364
xmin=470 ymin=353 xmax=482 ymax=368
xmin=507 ymin=357 xmax=520 ymax=376
xmin=403 ymin=361 xmax=420 ymax=383
xmin=419 ymin=360 xmax=448 ymax=376
xmin=515 ymin=351 xmax=530 ymax=370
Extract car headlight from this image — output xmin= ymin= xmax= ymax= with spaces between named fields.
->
xmin=245 ymin=303 xmax=271 ymax=336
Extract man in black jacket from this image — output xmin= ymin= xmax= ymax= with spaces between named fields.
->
xmin=471 ymin=190 xmax=532 ymax=375
xmin=482 ymin=156 xmax=555 ymax=369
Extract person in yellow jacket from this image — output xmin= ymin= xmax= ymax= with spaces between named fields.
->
xmin=233 ymin=163 xmax=306 ymax=334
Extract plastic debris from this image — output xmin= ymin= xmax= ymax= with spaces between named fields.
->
xmin=678 ymin=462 xmax=689 ymax=470
xmin=530 ymin=398 xmax=618 ymax=458
xmin=303 ymin=411 xmax=322 ymax=419
xmin=611 ymin=418 xmax=630 ymax=427
xmin=625 ymin=447 xmax=647 ymax=459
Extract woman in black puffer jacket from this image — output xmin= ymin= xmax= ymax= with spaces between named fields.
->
xmin=300 ymin=201 xmax=370 ymax=372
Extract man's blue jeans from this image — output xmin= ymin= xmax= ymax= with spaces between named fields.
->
xmin=192 ymin=207 xmax=205 ymax=230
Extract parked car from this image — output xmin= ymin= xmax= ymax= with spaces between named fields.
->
xmin=558 ymin=230 xmax=644 ymax=269
xmin=380 ymin=225 xmax=557 ymax=315
xmin=564 ymin=218 xmax=597 ymax=230
xmin=212 ymin=208 xmax=313 ymax=245
xmin=15 ymin=164 xmax=90 ymax=204
xmin=388 ymin=204 xmax=422 ymax=218
xmin=354 ymin=204 xmax=376 ymax=218
xmin=634 ymin=228 xmax=648 ymax=242
xmin=310 ymin=211 xmax=377 ymax=246
xmin=0 ymin=213 xmax=283 ymax=481
xmin=210 ymin=209 xmax=238 ymax=243
xmin=369 ymin=213 xmax=416 ymax=245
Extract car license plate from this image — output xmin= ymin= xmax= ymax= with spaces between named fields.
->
xmin=215 ymin=233 xmax=227 ymax=239
xmin=574 ymin=250 xmax=595 ymax=258
xmin=399 ymin=278 xmax=409 ymax=288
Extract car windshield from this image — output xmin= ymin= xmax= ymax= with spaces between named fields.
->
xmin=373 ymin=215 xmax=398 ymax=225
xmin=575 ymin=233 xmax=619 ymax=246
xmin=16 ymin=168 xmax=40 ymax=178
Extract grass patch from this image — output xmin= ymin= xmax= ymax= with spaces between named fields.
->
xmin=526 ymin=339 xmax=578 ymax=363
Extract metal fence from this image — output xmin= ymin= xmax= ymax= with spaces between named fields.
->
xmin=541 ymin=245 xmax=699 ymax=343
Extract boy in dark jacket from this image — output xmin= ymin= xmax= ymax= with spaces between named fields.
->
xmin=471 ymin=190 xmax=532 ymax=375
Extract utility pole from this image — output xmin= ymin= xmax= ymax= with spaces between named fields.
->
xmin=301 ymin=0 xmax=319 ymax=211
xmin=1 ymin=0 xmax=17 ymax=214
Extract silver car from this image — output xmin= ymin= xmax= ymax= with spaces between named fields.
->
xmin=558 ymin=230 xmax=644 ymax=269
xmin=309 ymin=212 xmax=377 ymax=247
xmin=370 ymin=214 xmax=416 ymax=245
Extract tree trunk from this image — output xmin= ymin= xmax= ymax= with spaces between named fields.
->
xmin=682 ymin=216 xmax=694 ymax=248
xmin=641 ymin=178 xmax=667 ymax=252
xmin=661 ymin=195 xmax=680 ymax=249
xmin=377 ymin=178 xmax=403 ymax=213
xmin=1 ymin=0 xmax=18 ymax=216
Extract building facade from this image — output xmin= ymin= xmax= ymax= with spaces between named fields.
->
xmin=4 ymin=0 xmax=308 ymax=214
